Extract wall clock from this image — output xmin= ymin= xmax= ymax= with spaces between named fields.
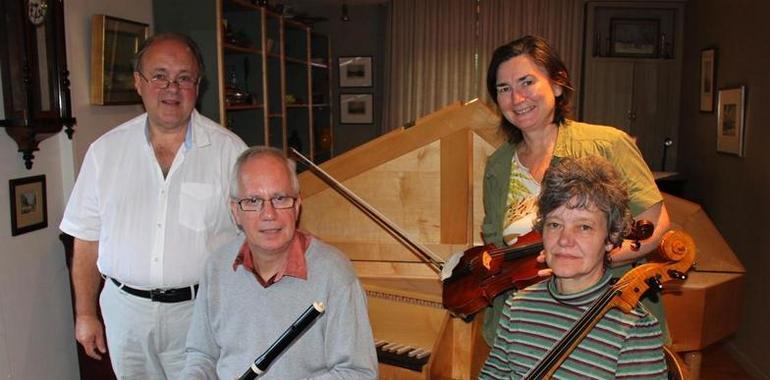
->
xmin=0 ymin=0 xmax=75 ymax=169
xmin=27 ymin=0 xmax=47 ymax=25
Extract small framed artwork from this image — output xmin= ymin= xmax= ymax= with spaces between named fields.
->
xmin=90 ymin=15 xmax=149 ymax=105
xmin=338 ymin=56 xmax=372 ymax=87
xmin=700 ymin=48 xmax=716 ymax=112
xmin=340 ymin=94 xmax=373 ymax=124
xmin=609 ymin=18 xmax=660 ymax=58
xmin=9 ymin=175 xmax=48 ymax=236
xmin=716 ymin=86 xmax=747 ymax=156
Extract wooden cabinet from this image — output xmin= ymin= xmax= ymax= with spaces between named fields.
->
xmin=581 ymin=1 xmax=684 ymax=171
xmin=154 ymin=0 xmax=334 ymax=162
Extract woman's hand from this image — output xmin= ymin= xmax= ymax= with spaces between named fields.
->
xmin=608 ymin=202 xmax=671 ymax=266
xmin=536 ymin=250 xmax=553 ymax=277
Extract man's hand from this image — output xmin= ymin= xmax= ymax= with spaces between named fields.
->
xmin=536 ymin=250 xmax=553 ymax=278
xmin=75 ymin=315 xmax=107 ymax=360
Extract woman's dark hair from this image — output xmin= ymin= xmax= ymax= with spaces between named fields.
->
xmin=533 ymin=156 xmax=632 ymax=249
xmin=133 ymin=32 xmax=206 ymax=78
xmin=486 ymin=35 xmax=573 ymax=143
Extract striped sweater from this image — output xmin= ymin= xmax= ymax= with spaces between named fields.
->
xmin=479 ymin=272 xmax=667 ymax=379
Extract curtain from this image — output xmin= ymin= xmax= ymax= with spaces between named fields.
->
xmin=383 ymin=0 xmax=585 ymax=131
xmin=477 ymin=0 xmax=584 ymax=110
xmin=383 ymin=0 xmax=478 ymax=132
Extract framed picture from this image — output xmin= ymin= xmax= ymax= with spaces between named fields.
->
xmin=716 ymin=86 xmax=747 ymax=156
xmin=338 ymin=56 xmax=372 ymax=87
xmin=9 ymin=175 xmax=47 ymax=236
xmin=340 ymin=94 xmax=373 ymax=124
xmin=609 ymin=18 xmax=660 ymax=58
xmin=700 ymin=48 xmax=716 ymax=112
xmin=90 ymin=15 xmax=149 ymax=105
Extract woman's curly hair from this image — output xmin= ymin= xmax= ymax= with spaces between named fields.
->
xmin=533 ymin=156 xmax=632 ymax=248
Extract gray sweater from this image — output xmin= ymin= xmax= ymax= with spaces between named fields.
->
xmin=181 ymin=237 xmax=378 ymax=379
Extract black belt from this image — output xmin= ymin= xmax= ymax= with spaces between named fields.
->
xmin=110 ymin=278 xmax=198 ymax=303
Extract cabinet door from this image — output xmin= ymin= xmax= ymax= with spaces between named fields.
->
xmin=582 ymin=2 xmax=683 ymax=172
xmin=582 ymin=59 xmax=678 ymax=171
xmin=582 ymin=60 xmax=634 ymax=133
xmin=630 ymin=61 xmax=680 ymax=171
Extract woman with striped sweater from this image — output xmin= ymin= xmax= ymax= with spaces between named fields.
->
xmin=479 ymin=156 xmax=667 ymax=380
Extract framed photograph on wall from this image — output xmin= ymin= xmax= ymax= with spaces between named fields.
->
xmin=609 ymin=18 xmax=660 ymax=58
xmin=338 ymin=56 xmax=372 ymax=87
xmin=700 ymin=48 xmax=716 ymax=112
xmin=90 ymin=15 xmax=149 ymax=105
xmin=340 ymin=94 xmax=373 ymax=124
xmin=716 ymin=86 xmax=747 ymax=156
xmin=9 ymin=175 xmax=48 ymax=236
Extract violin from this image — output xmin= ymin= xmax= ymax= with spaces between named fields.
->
xmin=441 ymin=232 xmax=544 ymax=320
xmin=440 ymin=219 xmax=655 ymax=319
xmin=521 ymin=229 xmax=696 ymax=379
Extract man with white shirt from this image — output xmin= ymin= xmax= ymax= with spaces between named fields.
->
xmin=60 ymin=33 xmax=246 ymax=379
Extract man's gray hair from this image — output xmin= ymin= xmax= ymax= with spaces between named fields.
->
xmin=229 ymin=146 xmax=300 ymax=199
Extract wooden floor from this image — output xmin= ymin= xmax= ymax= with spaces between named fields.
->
xmin=699 ymin=342 xmax=756 ymax=380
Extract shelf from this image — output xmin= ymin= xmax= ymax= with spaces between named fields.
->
xmin=226 ymin=103 xmax=263 ymax=111
xmin=224 ymin=0 xmax=260 ymax=12
xmin=310 ymin=61 xmax=328 ymax=69
xmin=285 ymin=56 xmax=308 ymax=65
xmin=224 ymin=43 xmax=261 ymax=55
xmin=158 ymin=1 xmax=333 ymax=161
xmin=284 ymin=18 xmax=310 ymax=29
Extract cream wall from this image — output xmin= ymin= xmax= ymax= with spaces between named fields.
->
xmin=0 ymin=1 xmax=151 ymax=379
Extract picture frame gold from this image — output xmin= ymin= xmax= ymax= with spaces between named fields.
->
xmin=90 ymin=15 xmax=149 ymax=105
xmin=9 ymin=175 xmax=47 ymax=236
xmin=716 ymin=86 xmax=747 ymax=157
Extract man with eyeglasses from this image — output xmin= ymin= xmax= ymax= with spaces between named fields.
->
xmin=181 ymin=147 xmax=378 ymax=379
xmin=61 ymin=33 xmax=247 ymax=379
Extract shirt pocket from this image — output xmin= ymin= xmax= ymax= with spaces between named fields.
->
xmin=178 ymin=182 xmax=215 ymax=232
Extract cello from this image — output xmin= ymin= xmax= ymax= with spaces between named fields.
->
xmin=520 ymin=229 xmax=696 ymax=379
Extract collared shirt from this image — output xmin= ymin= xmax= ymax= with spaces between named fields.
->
xmin=232 ymin=231 xmax=311 ymax=287
xmin=60 ymin=110 xmax=248 ymax=288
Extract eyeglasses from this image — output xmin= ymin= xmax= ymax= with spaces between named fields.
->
xmin=137 ymin=71 xmax=199 ymax=90
xmin=236 ymin=195 xmax=297 ymax=212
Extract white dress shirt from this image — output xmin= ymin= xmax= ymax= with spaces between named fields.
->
xmin=61 ymin=110 xmax=247 ymax=288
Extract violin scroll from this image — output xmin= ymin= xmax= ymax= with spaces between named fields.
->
xmin=627 ymin=220 xmax=655 ymax=251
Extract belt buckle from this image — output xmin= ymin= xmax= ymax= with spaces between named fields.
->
xmin=149 ymin=288 xmax=167 ymax=302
